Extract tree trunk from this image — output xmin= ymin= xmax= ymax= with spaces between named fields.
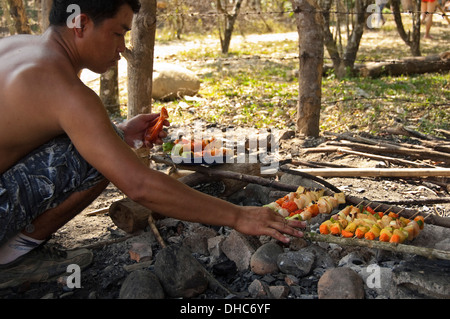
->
xmin=360 ymin=51 xmax=450 ymax=77
xmin=6 ymin=0 xmax=31 ymax=34
xmin=319 ymin=0 xmax=369 ymax=77
xmin=391 ymin=0 xmax=421 ymax=56
xmin=100 ymin=62 xmax=121 ymax=116
xmin=216 ymin=0 xmax=244 ymax=54
xmin=291 ymin=0 xmax=324 ymax=137
xmin=40 ymin=0 xmax=53 ymax=32
xmin=321 ymin=0 xmax=346 ymax=77
xmin=1 ymin=0 xmax=15 ymax=35
xmin=342 ymin=0 xmax=368 ymax=70
xmin=123 ymin=0 xmax=157 ymax=118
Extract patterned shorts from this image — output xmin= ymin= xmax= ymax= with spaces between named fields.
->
xmin=0 ymin=123 xmax=124 ymax=244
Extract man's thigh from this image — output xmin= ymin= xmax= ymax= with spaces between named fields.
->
xmin=0 ymin=135 xmax=104 ymax=244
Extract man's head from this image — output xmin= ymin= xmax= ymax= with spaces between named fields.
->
xmin=49 ymin=0 xmax=141 ymax=27
xmin=50 ymin=1 xmax=140 ymax=74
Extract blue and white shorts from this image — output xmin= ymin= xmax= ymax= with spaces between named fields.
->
xmin=0 ymin=123 xmax=124 ymax=244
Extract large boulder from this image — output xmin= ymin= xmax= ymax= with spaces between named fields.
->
xmin=152 ymin=63 xmax=200 ymax=100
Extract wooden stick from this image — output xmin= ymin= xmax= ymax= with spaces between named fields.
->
xmin=335 ymin=148 xmax=438 ymax=168
xmin=345 ymin=195 xmax=450 ymax=228
xmin=305 ymin=232 xmax=450 ymax=261
xmin=437 ymin=4 xmax=450 ymax=24
xmin=68 ymin=234 xmax=134 ymax=250
xmin=287 ymin=167 xmax=450 ymax=177
xmin=378 ymin=197 xmax=450 ymax=206
xmin=148 ymin=215 xmax=166 ymax=248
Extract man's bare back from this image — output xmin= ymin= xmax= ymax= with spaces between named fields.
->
xmin=0 ymin=33 xmax=93 ymax=174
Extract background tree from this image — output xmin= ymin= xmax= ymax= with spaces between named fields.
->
xmin=123 ymin=0 xmax=157 ymax=118
xmin=319 ymin=0 xmax=370 ymax=77
xmin=215 ymin=0 xmax=244 ymax=54
xmin=40 ymin=0 xmax=52 ymax=32
xmin=100 ymin=62 xmax=121 ymax=116
xmin=291 ymin=0 xmax=324 ymax=137
xmin=1 ymin=0 xmax=15 ymax=34
xmin=6 ymin=0 xmax=31 ymax=34
xmin=391 ymin=0 xmax=421 ymax=56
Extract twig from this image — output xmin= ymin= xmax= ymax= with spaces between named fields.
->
xmin=345 ymin=194 xmax=450 ymax=228
xmin=85 ymin=207 xmax=110 ymax=216
xmin=148 ymin=215 xmax=166 ymax=248
xmin=376 ymin=197 xmax=450 ymax=206
xmin=279 ymin=164 xmax=342 ymax=193
xmin=68 ymin=234 xmax=134 ymax=250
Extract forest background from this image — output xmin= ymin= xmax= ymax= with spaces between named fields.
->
xmin=0 ymin=0 xmax=449 ymax=138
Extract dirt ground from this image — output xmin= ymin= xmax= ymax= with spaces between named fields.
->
xmin=0 ymin=126 xmax=448 ymax=299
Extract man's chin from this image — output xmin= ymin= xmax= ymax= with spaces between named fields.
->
xmin=89 ymin=65 xmax=113 ymax=74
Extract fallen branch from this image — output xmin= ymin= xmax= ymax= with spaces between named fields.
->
xmin=286 ymin=167 xmax=450 ymax=177
xmin=151 ymin=155 xmax=341 ymax=193
xmin=384 ymin=125 xmax=446 ymax=142
xmin=68 ymin=234 xmax=135 ymax=251
xmin=375 ymin=197 xmax=450 ymax=206
xmin=148 ymin=215 xmax=166 ymax=248
xmin=326 ymin=141 xmax=450 ymax=164
xmin=305 ymin=232 xmax=450 ymax=261
xmin=359 ymin=51 xmax=450 ymax=78
xmin=335 ymin=148 xmax=438 ymax=168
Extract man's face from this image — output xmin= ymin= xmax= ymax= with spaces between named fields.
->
xmin=78 ymin=4 xmax=134 ymax=74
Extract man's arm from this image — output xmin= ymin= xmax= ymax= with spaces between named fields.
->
xmin=58 ymin=86 xmax=304 ymax=243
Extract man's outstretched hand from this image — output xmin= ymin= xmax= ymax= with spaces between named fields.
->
xmin=233 ymin=206 xmax=306 ymax=244
xmin=118 ymin=113 xmax=170 ymax=149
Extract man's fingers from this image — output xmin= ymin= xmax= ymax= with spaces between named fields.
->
xmin=266 ymin=218 xmax=304 ymax=243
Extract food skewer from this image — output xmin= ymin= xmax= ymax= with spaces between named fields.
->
xmin=267 ymin=187 xmax=426 ymax=245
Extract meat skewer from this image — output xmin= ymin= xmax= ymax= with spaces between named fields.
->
xmin=264 ymin=186 xmax=346 ymax=221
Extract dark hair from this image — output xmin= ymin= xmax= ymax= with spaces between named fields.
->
xmin=49 ymin=0 xmax=141 ymax=26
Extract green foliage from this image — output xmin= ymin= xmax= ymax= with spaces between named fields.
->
xmin=155 ymin=30 xmax=449 ymax=138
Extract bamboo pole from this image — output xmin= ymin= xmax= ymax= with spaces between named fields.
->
xmin=305 ymin=232 xmax=450 ymax=261
xmin=288 ymin=167 xmax=450 ymax=177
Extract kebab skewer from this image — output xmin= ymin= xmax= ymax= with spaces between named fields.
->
xmin=264 ymin=186 xmax=346 ymax=222
xmin=319 ymin=204 xmax=425 ymax=243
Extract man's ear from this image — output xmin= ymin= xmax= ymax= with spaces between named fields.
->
xmin=72 ymin=14 xmax=90 ymax=38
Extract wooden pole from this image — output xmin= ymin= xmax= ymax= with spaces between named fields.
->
xmin=305 ymin=232 xmax=450 ymax=261
xmin=287 ymin=167 xmax=450 ymax=177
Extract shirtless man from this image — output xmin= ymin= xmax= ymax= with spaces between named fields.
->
xmin=0 ymin=0 xmax=304 ymax=289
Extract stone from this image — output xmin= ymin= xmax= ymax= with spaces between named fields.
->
xmin=359 ymin=264 xmax=393 ymax=298
xmin=303 ymin=244 xmax=335 ymax=269
xmin=269 ymin=285 xmax=290 ymax=299
xmin=277 ymin=250 xmax=315 ymax=277
xmin=412 ymin=224 xmax=450 ymax=249
xmin=318 ymin=267 xmax=365 ymax=299
xmin=207 ymin=235 xmax=226 ymax=259
xmin=391 ymin=259 xmax=450 ymax=298
xmin=128 ymin=241 xmax=152 ymax=263
xmin=152 ymin=63 xmax=201 ymax=100
xmin=248 ymin=279 xmax=272 ymax=298
xmin=182 ymin=224 xmax=218 ymax=255
xmin=119 ymin=269 xmax=165 ymax=299
xmin=154 ymin=245 xmax=208 ymax=298
xmin=221 ymin=230 xmax=261 ymax=271
xmin=250 ymin=242 xmax=284 ymax=275
xmin=288 ymin=237 xmax=309 ymax=250
xmin=284 ymin=274 xmax=299 ymax=286
xmin=435 ymin=238 xmax=450 ymax=251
